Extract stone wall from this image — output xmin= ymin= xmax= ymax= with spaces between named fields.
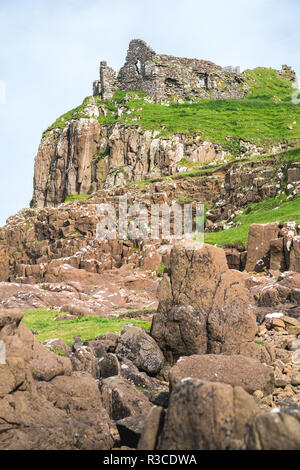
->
xmin=100 ymin=61 xmax=117 ymax=100
xmin=94 ymin=39 xmax=248 ymax=101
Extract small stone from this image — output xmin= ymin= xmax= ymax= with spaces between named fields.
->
xmin=54 ymin=314 xmax=77 ymax=321
xmin=274 ymin=348 xmax=291 ymax=363
xmin=291 ymin=373 xmax=300 ymax=386
xmin=272 ymin=319 xmax=285 ymax=329
xmin=275 ymin=377 xmax=287 ymax=387
xmin=258 ymin=325 xmax=267 ymax=336
xmin=261 ymin=394 xmax=273 ymax=406
xmin=287 ymin=326 xmax=300 ymax=335
xmin=287 ymin=340 xmax=300 ymax=351
xmin=282 ymin=316 xmax=300 ymax=327
xmin=273 ymin=359 xmax=285 ymax=370
xmin=253 ymin=390 xmax=264 ymax=399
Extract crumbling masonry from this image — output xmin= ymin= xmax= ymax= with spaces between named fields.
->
xmin=93 ymin=39 xmax=248 ymax=101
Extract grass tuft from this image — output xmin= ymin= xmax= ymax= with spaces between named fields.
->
xmin=22 ymin=309 xmax=152 ymax=346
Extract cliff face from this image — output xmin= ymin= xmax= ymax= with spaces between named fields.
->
xmin=32 ymin=109 xmax=226 ymax=208
xmin=31 ymin=40 xmax=299 ymax=209
xmin=2 ymin=151 xmax=299 ymax=283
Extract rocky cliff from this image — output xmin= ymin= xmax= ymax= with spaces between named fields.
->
xmin=31 ymin=40 xmax=299 ymax=209
xmin=33 ymin=113 xmax=226 ymax=208
xmin=2 ymin=40 xmax=300 ymax=452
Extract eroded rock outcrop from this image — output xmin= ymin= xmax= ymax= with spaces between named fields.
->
xmin=156 ymin=379 xmax=260 ymax=450
xmin=246 ymin=221 xmax=300 ymax=273
xmin=32 ymin=119 xmax=227 ymax=209
xmin=150 ymin=241 xmax=259 ymax=363
xmin=0 ymin=308 xmax=118 ymax=450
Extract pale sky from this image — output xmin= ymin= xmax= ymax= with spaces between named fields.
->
xmin=0 ymin=0 xmax=299 ymax=226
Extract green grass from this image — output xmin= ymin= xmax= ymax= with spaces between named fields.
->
xmin=128 ymin=162 xmax=230 ymax=187
xmin=120 ymin=68 xmax=300 ymax=146
xmin=156 ymin=263 xmax=166 ymax=277
xmin=43 ymin=96 xmax=93 ymax=137
xmin=64 ymin=194 xmax=90 ymax=203
xmin=22 ymin=309 xmax=152 ymax=346
xmin=203 ymin=194 xmax=300 ymax=248
xmin=43 ymin=68 xmax=300 ymax=149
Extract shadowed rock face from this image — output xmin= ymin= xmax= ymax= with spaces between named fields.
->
xmin=248 ymin=407 xmax=300 ymax=450
xmin=151 ymin=241 xmax=259 ymax=363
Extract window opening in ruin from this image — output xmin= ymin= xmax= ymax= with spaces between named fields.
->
xmin=135 ymin=60 xmax=142 ymax=75
xmin=165 ymin=77 xmax=180 ymax=87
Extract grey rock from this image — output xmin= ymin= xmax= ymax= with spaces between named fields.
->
xmin=116 ymin=326 xmax=164 ymax=375
xmin=157 ymin=379 xmax=260 ymax=450
xmin=99 ymin=353 xmax=120 ymax=379
xmin=248 ymin=407 xmax=300 ymax=450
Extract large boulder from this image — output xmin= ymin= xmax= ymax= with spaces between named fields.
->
xmin=245 ymin=222 xmax=280 ymax=272
xmin=99 ymin=376 xmax=152 ymax=421
xmin=0 ymin=308 xmax=117 ymax=450
xmin=30 ymin=340 xmax=72 ymax=382
xmin=151 ymin=241 xmax=257 ymax=363
xmin=116 ymin=326 xmax=164 ymax=375
xmin=248 ymin=407 xmax=300 ymax=450
xmin=156 ymin=379 xmax=260 ymax=450
xmin=36 ymin=372 xmax=119 ymax=450
xmin=169 ymin=355 xmax=274 ymax=396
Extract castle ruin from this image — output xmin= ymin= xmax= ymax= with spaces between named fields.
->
xmin=93 ymin=39 xmax=247 ymax=101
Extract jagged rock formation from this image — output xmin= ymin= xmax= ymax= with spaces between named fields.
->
xmin=94 ymin=39 xmax=248 ymax=102
xmin=150 ymin=241 xmax=269 ymax=364
xmin=2 ymin=37 xmax=300 ymax=452
xmin=3 ymin=154 xmax=300 ymax=284
xmin=246 ymin=221 xmax=300 ymax=273
xmin=2 ymin=233 xmax=300 ymax=449
xmin=0 ymin=309 xmax=118 ymax=449
xmin=32 ymin=120 xmax=228 ymax=208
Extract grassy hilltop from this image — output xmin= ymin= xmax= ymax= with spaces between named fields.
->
xmin=45 ymin=67 xmax=300 ymax=147
xmin=44 ymin=67 xmax=300 ymax=248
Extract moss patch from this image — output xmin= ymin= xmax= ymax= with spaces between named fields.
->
xmin=64 ymin=194 xmax=90 ymax=203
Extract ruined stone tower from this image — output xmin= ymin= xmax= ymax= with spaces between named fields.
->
xmin=93 ymin=39 xmax=247 ymax=101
